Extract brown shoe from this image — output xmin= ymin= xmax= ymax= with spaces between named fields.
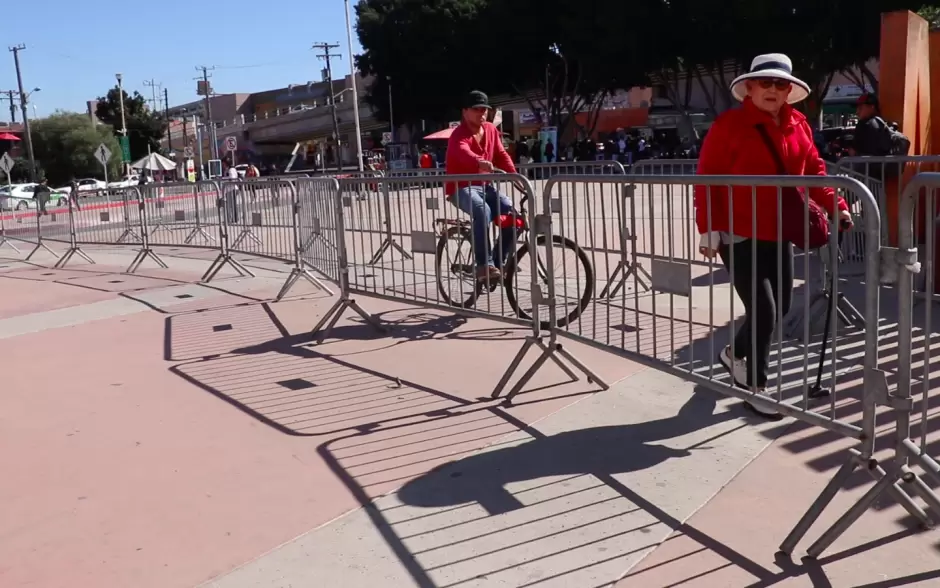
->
xmin=476 ymin=265 xmax=501 ymax=282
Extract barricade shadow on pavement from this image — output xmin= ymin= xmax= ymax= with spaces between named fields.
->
xmin=313 ymin=388 xmax=921 ymax=588
xmin=168 ymin=307 xmax=596 ymax=438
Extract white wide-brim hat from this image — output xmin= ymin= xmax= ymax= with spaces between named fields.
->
xmin=730 ymin=53 xmax=810 ymax=105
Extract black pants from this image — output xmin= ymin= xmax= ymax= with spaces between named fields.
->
xmin=719 ymin=239 xmax=793 ymax=388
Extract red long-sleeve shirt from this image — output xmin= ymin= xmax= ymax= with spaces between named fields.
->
xmin=444 ymin=121 xmax=516 ymax=196
xmin=694 ymin=98 xmax=847 ymax=241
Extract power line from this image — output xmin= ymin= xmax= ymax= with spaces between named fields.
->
xmin=313 ymin=42 xmax=343 ymax=172
xmin=142 ymin=79 xmax=162 ymax=113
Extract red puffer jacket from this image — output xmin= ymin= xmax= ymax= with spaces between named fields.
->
xmin=694 ymin=98 xmax=847 ymax=241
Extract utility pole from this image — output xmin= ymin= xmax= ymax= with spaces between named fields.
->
xmin=343 ymin=0 xmax=364 ymax=172
xmin=1 ymin=90 xmax=16 ymax=123
xmin=143 ymin=79 xmax=161 ymax=113
xmin=195 ymin=66 xmax=218 ymax=160
xmin=313 ymin=42 xmax=343 ymax=172
xmin=115 ymin=74 xmax=130 ymax=177
xmin=9 ymin=44 xmax=37 ymax=182
xmin=163 ymin=87 xmax=172 ymax=151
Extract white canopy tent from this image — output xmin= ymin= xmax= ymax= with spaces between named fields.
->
xmin=131 ymin=152 xmax=177 ymax=172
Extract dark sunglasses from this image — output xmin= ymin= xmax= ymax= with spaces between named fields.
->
xmin=755 ymin=78 xmax=792 ymax=91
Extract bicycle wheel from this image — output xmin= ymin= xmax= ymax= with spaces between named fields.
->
xmin=435 ymin=226 xmax=481 ymax=309
xmin=504 ymin=234 xmax=594 ymax=329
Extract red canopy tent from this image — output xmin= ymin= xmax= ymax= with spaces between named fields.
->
xmin=0 ymin=132 xmax=20 ymax=141
xmin=423 ymin=127 xmax=454 ymax=140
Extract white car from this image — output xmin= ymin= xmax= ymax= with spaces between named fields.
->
xmin=75 ymin=178 xmax=107 ymax=192
xmin=107 ymin=175 xmax=141 ymax=189
xmin=0 ymin=183 xmax=70 ymax=211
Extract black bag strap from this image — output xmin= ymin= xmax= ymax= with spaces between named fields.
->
xmin=754 ymin=124 xmax=788 ymax=175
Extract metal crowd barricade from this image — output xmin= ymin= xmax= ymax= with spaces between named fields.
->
xmin=296 ymin=177 xmax=343 ymax=285
xmin=540 ymin=173 xmax=936 ymax=557
xmin=269 ymin=177 xmax=335 ymax=301
xmin=144 ymin=181 xmax=218 ymax=247
xmin=0 ymin=201 xmax=19 ymax=252
xmin=311 ymin=172 xmax=602 ymax=398
xmin=630 ymin=158 xmax=699 ymax=175
xmin=200 ymin=180 xmax=254 ymax=283
xmin=893 ymin=172 xmax=940 ymax=535
xmin=11 ymin=205 xmax=59 ymax=261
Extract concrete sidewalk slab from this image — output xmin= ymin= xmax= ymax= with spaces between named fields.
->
xmin=206 ymin=369 xmax=782 ymax=588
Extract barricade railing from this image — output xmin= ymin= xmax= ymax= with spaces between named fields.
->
xmin=541 ymin=173 xmax=936 ymax=557
xmin=3 ymin=203 xmax=60 ymax=261
xmin=895 ymin=173 xmax=940 ymax=524
xmin=630 ymin=158 xmax=699 ymax=175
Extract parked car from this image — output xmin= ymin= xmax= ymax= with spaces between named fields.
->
xmin=107 ymin=175 xmax=141 ymax=189
xmin=75 ymin=178 xmax=107 ymax=192
xmin=0 ymin=183 xmax=70 ymax=211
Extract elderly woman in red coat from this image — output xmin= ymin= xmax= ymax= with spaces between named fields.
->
xmin=695 ymin=53 xmax=853 ymax=417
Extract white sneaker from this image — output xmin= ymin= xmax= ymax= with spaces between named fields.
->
xmin=718 ymin=346 xmax=748 ymax=388
xmin=745 ymin=387 xmax=780 ymax=417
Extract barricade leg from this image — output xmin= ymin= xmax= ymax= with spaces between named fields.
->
xmin=24 ymin=210 xmax=58 ymax=261
xmin=310 ymin=180 xmax=382 ymax=343
xmin=490 ymin=186 xmax=610 ymax=403
xmin=276 ymin=185 xmax=334 ymax=300
xmin=599 ymin=185 xmax=651 ymax=297
xmin=0 ymin=211 xmax=20 ymax=253
xmin=202 ymin=192 xmax=254 ymax=282
xmin=54 ymin=199 xmax=94 ymax=269
xmin=116 ymin=191 xmax=143 ymax=244
xmin=127 ymin=196 xmax=168 ymax=273
xmin=230 ymin=187 xmax=263 ymax=250
xmin=184 ymin=188 xmax=215 ymax=245
xmin=367 ymin=183 xmax=413 ymax=265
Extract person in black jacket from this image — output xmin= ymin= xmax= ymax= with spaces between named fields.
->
xmin=33 ymin=178 xmax=51 ymax=216
xmin=848 ymin=93 xmax=893 ymax=179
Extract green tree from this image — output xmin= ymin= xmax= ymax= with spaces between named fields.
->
xmin=94 ymin=87 xmax=164 ymax=162
xmin=919 ymin=4 xmax=940 ymax=28
xmin=30 ymin=112 xmax=122 ymax=185
xmin=356 ymin=0 xmax=492 ymax=130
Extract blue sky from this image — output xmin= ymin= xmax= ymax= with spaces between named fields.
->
xmin=1 ymin=1 xmax=362 ymax=118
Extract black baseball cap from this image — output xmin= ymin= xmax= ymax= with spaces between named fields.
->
xmin=463 ymin=90 xmax=491 ymax=110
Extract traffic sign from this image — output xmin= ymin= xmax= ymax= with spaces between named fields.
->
xmin=95 ymin=143 xmax=112 ymax=166
xmin=118 ymin=136 xmax=131 ymax=162
xmin=381 ymin=132 xmax=392 ymax=145
xmin=225 ymin=136 xmax=237 ymax=152
xmin=183 ymin=146 xmax=194 ymax=159
xmin=0 ymin=152 xmax=14 ymax=175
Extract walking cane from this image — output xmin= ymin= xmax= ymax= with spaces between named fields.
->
xmin=809 ymin=219 xmax=853 ymax=398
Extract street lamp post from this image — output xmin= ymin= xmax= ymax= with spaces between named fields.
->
xmin=343 ymin=0 xmax=364 ymax=172
xmin=116 ymin=74 xmax=129 ymax=177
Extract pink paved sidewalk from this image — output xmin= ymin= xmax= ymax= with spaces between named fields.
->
xmin=1 ymin=249 xmax=938 ymax=587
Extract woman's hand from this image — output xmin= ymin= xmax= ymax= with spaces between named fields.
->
xmin=698 ymin=232 xmax=720 ymax=259
xmin=838 ymin=209 xmax=854 ymax=230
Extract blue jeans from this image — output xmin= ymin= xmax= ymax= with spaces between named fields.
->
xmin=450 ymin=185 xmax=516 ymax=269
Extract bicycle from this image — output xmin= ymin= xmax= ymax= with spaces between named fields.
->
xmin=433 ymin=174 xmax=594 ymax=329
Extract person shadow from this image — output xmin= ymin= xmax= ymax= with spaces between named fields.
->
xmin=396 ymin=386 xmax=747 ymax=516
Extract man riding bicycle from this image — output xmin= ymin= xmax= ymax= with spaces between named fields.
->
xmin=445 ymin=90 xmax=518 ymax=282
